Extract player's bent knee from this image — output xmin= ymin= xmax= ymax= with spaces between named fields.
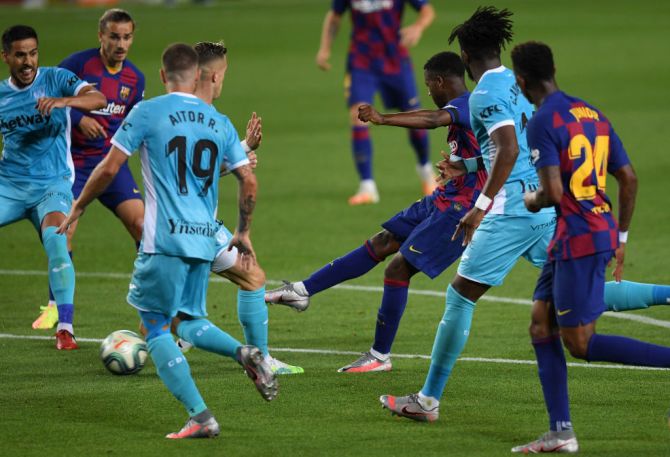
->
xmin=139 ymin=311 xmax=172 ymax=342
xmin=240 ymin=265 xmax=266 ymax=291
xmin=384 ymin=255 xmax=413 ymax=282
xmin=561 ymin=334 xmax=589 ymax=360
xmin=369 ymin=230 xmax=400 ymax=260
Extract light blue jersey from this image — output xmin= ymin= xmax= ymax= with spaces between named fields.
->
xmin=111 ymin=92 xmax=248 ymax=261
xmin=0 ymin=67 xmax=88 ymax=184
xmin=469 ymin=66 xmax=551 ymax=216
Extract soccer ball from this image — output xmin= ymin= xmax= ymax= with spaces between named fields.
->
xmin=100 ymin=330 xmax=148 ymax=375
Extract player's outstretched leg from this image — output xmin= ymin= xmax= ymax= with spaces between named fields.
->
xmin=42 ymin=226 xmax=77 ymax=349
xmin=141 ymin=311 xmax=215 ymax=438
xmin=604 ymin=280 xmax=670 ymax=311
xmin=380 ymin=283 xmax=476 ymax=421
xmin=266 ymin=237 xmax=392 ymax=310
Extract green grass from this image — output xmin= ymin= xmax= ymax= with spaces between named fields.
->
xmin=1 ymin=1 xmax=670 ymax=456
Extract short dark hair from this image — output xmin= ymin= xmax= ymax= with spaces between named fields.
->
xmin=448 ymin=6 xmax=514 ymax=61
xmin=2 ymin=25 xmax=38 ymax=53
xmin=424 ymin=51 xmax=465 ymax=79
xmin=194 ymin=41 xmax=227 ymax=66
xmin=511 ymin=41 xmax=555 ymax=86
xmin=99 ymin=8 xmax=135 ymax=33
xmin=161 ymin=43 xmax=198 ymax=82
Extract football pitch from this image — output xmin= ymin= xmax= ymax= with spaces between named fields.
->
xmin=1 ymin=1 xmax=670 ymax=455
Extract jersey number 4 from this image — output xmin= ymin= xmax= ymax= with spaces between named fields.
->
xmin=568 ymin=133 xmax=609 ymax=201
xmin=167 ymin=136 xmax=219 ymax=196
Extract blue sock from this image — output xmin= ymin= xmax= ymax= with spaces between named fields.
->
xmin=42 ymin=227 xmax=75 ymax=324
xmin=49 ymin=251 xmax=71 ymax=303
xmin=352 ymin=126 xmax=373 ymax=180
xmin=408 ymin=129 xmax=429 ymax=166
xmin=303 ymin=241 xmax=381 ymax=295
xmin=586 ymin=334 xmax=670 ymax=367
xmin=372 ymin=279 xmax=409 ymax=354
xmin=604 ymin=280 xmax=670 ymax=311
xmin=421 ymin=285 xmax=475 ymax=399
xmin=533 ymin=335 xmax=572 ymax=432
xmin=177 ymin=318 xmax=242 ymax=360
xmin=140 ymin=311 xmax=206 ymax=417
xmin=237 ymin=287 xmax=268 ymax=356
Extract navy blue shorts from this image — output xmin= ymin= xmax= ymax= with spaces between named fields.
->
xmin=533 ymin=251 xmax=613 ymax=327
xmin=382 ymin=195 xmax=468 ymax=279
xmin=346 ymin=58 xmax=420 ymax=110
xmin=72 ymin=159 xmax=142 ymax=211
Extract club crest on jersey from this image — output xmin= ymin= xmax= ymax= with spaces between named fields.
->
xmin=119 ymin=85 xmax=131 ymax=100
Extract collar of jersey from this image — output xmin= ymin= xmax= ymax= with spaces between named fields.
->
xmin=6 ymin=68 xmax=41 ymax=91
xmin=170 ymin=91 xmax=198 ymax=99
xmin=479 ymin=65 xmax=507 ymax=82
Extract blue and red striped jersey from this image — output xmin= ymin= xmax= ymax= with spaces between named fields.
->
xmin=528 ymin=91 xmax=630 ymax=261
xmin=434 ymin=91 xmax=486 ymax=211
xmin=332 ymin=0 xmax=427 ymax=75
xmin=59 ymin=48 xmax=144 ymax=167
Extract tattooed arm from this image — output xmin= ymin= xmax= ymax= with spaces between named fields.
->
xmin=228 ymin=163 xmax=258 ymax=265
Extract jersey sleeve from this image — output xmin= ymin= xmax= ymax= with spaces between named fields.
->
xmin=332 ymin=0 xmax=349 ymax=14
xmin=220 ymin=116 xmax=250 ymax=172
xmin=51 ymin=67 xmax=89 ymax=97
xmin=470 ymin=90 xmax=515 ymax=136
xmin=527 ymin=114 xmax=559 ymax=170
xmin=110 ymin=102 xmax=148 ymax=156
xmin=607 ymin=126 xmax=631 ymax=173
xmin=58 ymin=56 xmax=85 ymax=126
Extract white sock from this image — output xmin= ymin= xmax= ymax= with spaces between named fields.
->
xmin=48 ymin=300 xmax=57 ymax=307
xmin=359 ymin=179 xmax=378 ymax=194
xmin=293 ymin=281 xmax=308 ymax=296
xmin=418 ymin=391 xmax=439 ymax=409
xmin=369 ymin=347 xmax=390 ymax=361
xmin=416 ymin=163 xmax=435 ymax=182
xmin=57 ymin=322 xmax=74 ymax=334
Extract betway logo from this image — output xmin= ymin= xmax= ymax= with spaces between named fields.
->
xmin=352 ymin=0 xmax=393 ymax=13
xmin=91 ymin=101 xmax=126 ymax=116
xmin=0 ymin=113 xmax=51 ymax=132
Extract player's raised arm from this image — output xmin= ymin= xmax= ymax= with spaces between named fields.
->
xmin=316 ymin=10 xmax=342 ymax=71
xmin=358 ymin=104 xmax=452 ymax=129
xmin=400 ymin=3 xmax=435 ymax=48
xmin=36 ymin=84 xmax=106 ymax=116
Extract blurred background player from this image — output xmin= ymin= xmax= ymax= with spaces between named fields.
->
xmin=0 ymin=25 xmax=106 ymax=349
xmin=58 ymin=43 xmax=277 ymax=438
xmin=378 ymin=7 xmax=670 ymax=424
xmin=32 ymin=8 xmax=145 ymax=330
xmin=266 ymin=51 xmax=486 ymax=371
xmin=178 ymin=40 xmax=303 ymax=375
xmin=511 ymin=40 xmax=670 ymax=453
xmin=316 ymin=0 xmax=436 ymax=205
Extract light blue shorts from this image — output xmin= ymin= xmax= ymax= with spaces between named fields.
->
xmin=0 ymin=176 xmax=73 ymax=230
xmin=457 ymin=212 xmax=556 ymax=286
xmin=127 ymin=253 xmax=211 ymax=318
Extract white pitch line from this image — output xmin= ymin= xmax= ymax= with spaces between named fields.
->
xmin=1 ymin=333 xmax=667 ymax=372
xmin=2 ymin=269 xmax=670 ymax=329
